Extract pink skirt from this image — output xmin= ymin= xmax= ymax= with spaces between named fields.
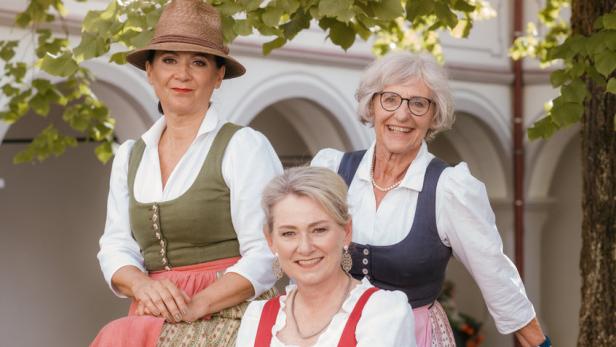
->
xmin=91 ymin=257 xmax=240 ymax=347
xmin=413 ymin=301 xmax=456 ymax=347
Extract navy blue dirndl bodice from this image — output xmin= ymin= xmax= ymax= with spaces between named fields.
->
xmin=338 ymin=150 xmax=452 ymax=308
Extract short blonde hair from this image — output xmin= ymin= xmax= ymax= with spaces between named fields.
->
xmin=262 ymin=167 xmax=350 ymax=230
xmin=356 ymin=52 xmax=455 ymax=140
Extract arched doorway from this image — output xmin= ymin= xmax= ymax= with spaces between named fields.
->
xmin=248 ymin=97 xmax=353 ymax=167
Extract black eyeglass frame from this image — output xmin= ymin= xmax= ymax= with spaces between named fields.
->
xmin=375 ymin=91 xmax=434 ymax=117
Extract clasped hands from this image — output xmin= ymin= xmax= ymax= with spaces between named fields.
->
xmin=131 ymin=277 xmax=207 ymax=323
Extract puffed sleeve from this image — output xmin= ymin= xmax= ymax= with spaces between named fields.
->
xmin=436 ymin=163 xmax=535 ymax=334
xmin=355 ymin=290 xmax=416 ymax=346
xmin=310 ymin=148 xmax=344 ymax=172
xmin=235 ymin=300 xmax=266 ymax=347
xmin=97 ymin=140 xmax=146 ymax=297
xmin=222 ymin=127 xmax=284 ymax=298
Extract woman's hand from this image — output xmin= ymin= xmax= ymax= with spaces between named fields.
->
xmin=111 ymin=265 xmax=190 ymax=323
xmin=514 ymin=318 xmax=546 ymax=346
xmin=131 ymin=276 xmax=190 ymax=322
xmin=181 ymin=298 xmax=211 ymax=323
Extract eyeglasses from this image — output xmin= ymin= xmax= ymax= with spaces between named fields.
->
xmin=376 ymin=92 xmax=433 ymax=116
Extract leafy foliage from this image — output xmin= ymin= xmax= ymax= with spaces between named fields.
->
xmin=0 ymin=0 xmax=491 ymax=163
xmin=511 ymin=0 xmax=616 ymax=139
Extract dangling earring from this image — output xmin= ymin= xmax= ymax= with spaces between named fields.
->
xmin=272 ymin=253 xmax=283 ymax=280
xmin=341 ymin=245 xmax=352 ymax=273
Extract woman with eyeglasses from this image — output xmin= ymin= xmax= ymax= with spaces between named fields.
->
xmin=312 ymin=52 xmax=549 ymax=347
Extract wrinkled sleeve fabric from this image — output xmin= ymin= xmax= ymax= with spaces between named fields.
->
xmin=310 ymin=148 xmax=343 ymax=172
xmin=356 ymin=290 xmax=416 ymax=346
xmin=436 ymin=163 xmax=535 ymax=334
xmin=97 ymin=140 xmax=145 ymax=298
xmin=223 ymin=128 xmax=283 ymax=298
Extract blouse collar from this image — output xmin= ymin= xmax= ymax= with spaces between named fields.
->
xmin=355 ymin=141 xmax=434 ymax=192
xmin=141 ymin=107 xmax=221 ymax=148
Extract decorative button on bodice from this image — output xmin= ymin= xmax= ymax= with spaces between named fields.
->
xmin=362 ymin=258 xmax=369 ymax=265
xmin=151 ymin=203 xmax=171 ymax=270
xmin=363 ymin=249 xmax=370 ymax=255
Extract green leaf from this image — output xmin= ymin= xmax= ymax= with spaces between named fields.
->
xmin=550 ymin=69 xmax=568 ymax=88
xmin=234 ymin=20 xmax=253 ymax=36
xmin=238 ymin=0 xmax=261 ymax=12
xmin=528 ymin=115 xmax=558 ymax=140
xmin=406 ymin=0 xmax=435 ymax=22
xmin=82 ymin=10 xmax=114 ymax=34
xmin=0 ymin=40 xmax=18 ymax=61
xmin=282 ymin=9 xmax=311 ymax=40
xmin=262 ymin=7 xmax=283 ymax=27
xmin=452 ymin=0 xmax=476 ymax=12
xmin=6 ymin=62 xmax=27 ymax=83
xmin=221 ymin=16 xmax=237 ymax=43
xmin=40 ymin=52 xmax=79 ymax=77
xmin=594 ymin=50 xmax=616 ymax=77
xmin=434 ymin=3 xmax=458 ymax=29
xmin=12 ymin=125 xmax=78 ymax=164
xmin=2 ymin=84 xmax=20 ymax=97
xmin=75 ymin=33 xmax=111 ymax=60
xmin=602 ymin=13 xmax=616 ymax=30
xmin=146 ymin=8 xmax=162 ymax=28
xmin=605 ymin=32 xmax=616 ymax=51
xmin=30 ymin=93 xmax=51 ymax=116
xmin=318 ymin=0 xmax=354 ymax=22
xmin=551 ymin=99 xmax=583 ymax=127
xmin=109 ymin=51 xmax=129 ymax=65
xmin=372 ymin=0 xmax=404 ymax=21
xmin=215 ymin=2 xmax=243 ymax=16
xmin=606 ymin=78 xmax=616 ymax=95
xmin=32 ymin=78 xmax=53 ymax=92
xmin=95 ymin=141 xmax=114 ymax=164
xmin=129 ymin=29 xmax=155 ymax=49
xmin=15 ymin=12 xmax=31 ymax=27
xmin=561 ymin=79 xmax=588 ymax=103
xmin=262 ymin=37 xmax=286 ymax=55
xmin=327 ymin=20 xmax=355 ymax=50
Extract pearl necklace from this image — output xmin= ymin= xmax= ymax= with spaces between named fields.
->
xmin=370 ymin=154 xmax=403 ymax=192
xmin=290 ymin=273 xmax=352 ymax=340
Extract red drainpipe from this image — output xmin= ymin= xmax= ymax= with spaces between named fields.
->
xmin=513 ymin=0 xmax=525 ymax=346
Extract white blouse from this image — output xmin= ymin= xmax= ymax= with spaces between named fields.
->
xmin=311 ymin=141 xmax=535 ymax=334
xmin=236 ymin=278 xmax=416 ymax=347
xmin=97 ymin=107 xmax=283 ymax=298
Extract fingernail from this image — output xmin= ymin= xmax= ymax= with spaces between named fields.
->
xmin=174 ymin=314 xmax=181 ymax=321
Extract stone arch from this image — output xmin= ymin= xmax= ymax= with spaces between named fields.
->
xmin=228 ymin=71 xmax=372 ymax=150
xmin=438 ymin=88 xmax=511 ymax=199
xmin=526 ymin=118 xmax=581 ymax=200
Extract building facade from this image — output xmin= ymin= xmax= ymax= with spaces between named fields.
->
xmin=0 ymin=1 xmax=581 ymax=346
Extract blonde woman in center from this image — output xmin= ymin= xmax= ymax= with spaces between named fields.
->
xmin=236 ymin=167 xmax=416 ymax=346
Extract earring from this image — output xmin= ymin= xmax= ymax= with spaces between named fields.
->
xmin=272 ymin=253 xmax=283 ymax=280
xmin=341 ymin=245 xmax=352 ymax=273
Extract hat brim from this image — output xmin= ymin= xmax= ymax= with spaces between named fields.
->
xmin=126 ymin=42 xmax=246 ymax=79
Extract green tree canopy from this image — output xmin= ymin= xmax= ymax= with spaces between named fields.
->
xmin=0 ymin=0 xmax=492 ymax=163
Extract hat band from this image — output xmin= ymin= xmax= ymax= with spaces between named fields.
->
xmin=151 ymin=35 xmax=229 ymax=54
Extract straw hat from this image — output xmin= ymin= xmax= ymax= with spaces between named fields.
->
xmin=126 ymin=0 xmax=245 ymax=79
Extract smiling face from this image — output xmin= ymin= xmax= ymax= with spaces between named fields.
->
xmin=145 ymin=51 xmax=225 ymax=117
xmin=266 ymin=194 xmax=351 ymax=287
xmin=372 ymin=79 xmax=435 ymax=157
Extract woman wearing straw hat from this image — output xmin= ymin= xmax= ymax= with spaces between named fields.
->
xmin=92 ymin=0 xmax=282 ymax=346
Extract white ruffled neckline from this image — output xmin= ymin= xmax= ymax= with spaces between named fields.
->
xmin=271 ymin=277 xmax=373 ymax=347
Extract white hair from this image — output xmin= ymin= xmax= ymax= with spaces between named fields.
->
xmin=355 ymin=52 xmax=455 ymax=139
